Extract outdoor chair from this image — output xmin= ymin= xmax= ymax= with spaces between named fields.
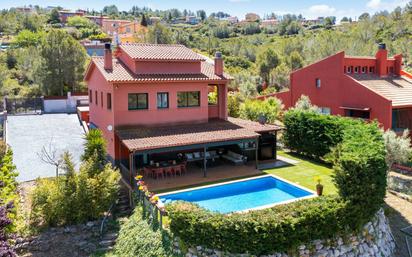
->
xmin=173 ymin=165 xmax=182 ymax=176
xmin=143 ymin=167 xmax=152 ymax=178
xmin=164 ymin=166 xmax=174 ymax=178
xmin=153 ymin=167 xmax=164 ymax=179
xmin=180 ymin=162 xmax=187 ymax=175
xmin=222 ymin=151 xmax=246 ymax=165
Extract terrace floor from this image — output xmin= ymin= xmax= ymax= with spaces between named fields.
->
xmin=145 ymin=161 xmax=271 ymax=193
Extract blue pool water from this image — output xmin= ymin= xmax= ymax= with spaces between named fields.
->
xmin=159 ymin=176 xmax=314 ymax=213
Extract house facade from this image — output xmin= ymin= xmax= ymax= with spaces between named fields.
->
xmin=84 ymin=43 xmax=280 ymax=185
xmin=270 ymin=44 xmax=412 ymax=132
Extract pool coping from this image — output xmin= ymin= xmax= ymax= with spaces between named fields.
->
xmin=157 ymin=174 xmax=317 ymax=213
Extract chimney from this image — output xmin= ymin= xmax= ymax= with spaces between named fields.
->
xmin=394 ymin=54 xmax=402 ymax=76
xmin=214 ymin=52 xmax=224 ymax=76
xmin=104 ymin=43 xmax=113 ymax=71
xmin=375 ymin=43 xmax=388 ymax=77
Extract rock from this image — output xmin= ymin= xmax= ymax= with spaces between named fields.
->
xmin=86 ymin=221 xmax=95 ymax=228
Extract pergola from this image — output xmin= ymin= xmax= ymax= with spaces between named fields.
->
xmin=116 ymin=118 xmax=281 ymax=187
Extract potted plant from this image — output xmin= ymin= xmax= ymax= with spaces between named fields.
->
xmin=314 ymin=176 xmax=324 ymax=196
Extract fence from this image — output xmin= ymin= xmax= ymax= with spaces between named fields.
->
xmin=43 ymin=92 xmax=88 ymax=113
xmin=135 ymin=187 xmax=168 ymax=228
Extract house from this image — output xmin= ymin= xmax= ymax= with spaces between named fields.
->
xmin=85 ymin=15 xmax=108 ymax=26
xmin=58 ymin=10 xmax=86 ymax=23
xmin=227 ymin=16 xmax=239 ymax=24
xmin=84 ymin=43 xmax=280 ymax=185
xmin=245 ymin=13 xmax=260 ymax=22
xmin=269 ymin=44 xmax=412 ymax=132
xmin=260 ymin=19 xmax=278 ymax=28
xmin=186 ymin=16 xmax=199 ymax=25
xmin=101 ymin=19 xmax=131 ymax=35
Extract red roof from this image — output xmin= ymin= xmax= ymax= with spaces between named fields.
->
xmin=88 ymin=56 xmax=230 ymax=83
xmin=119 ymin=43 xmax=206 ymax=62
xmin=116 ymin=118 xmax=281 ymax=152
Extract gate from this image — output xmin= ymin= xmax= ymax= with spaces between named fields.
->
xmin=4 ymin=97 xmax=43 ymax=115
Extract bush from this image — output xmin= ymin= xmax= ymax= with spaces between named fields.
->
xmin=283 ymin=109 xmax=360 ymax=160
xmin=239 ymin=97 xmax=283 ymax=124
xmin=111 ymin=207 xmax=174 ymax=257
xmin=30 ymin=154 xmax=120 ymax=227
xmin=168 ymin=196 xmax=353 ymax=255
xmin=330 ymin=122 xmax=387 ymax=223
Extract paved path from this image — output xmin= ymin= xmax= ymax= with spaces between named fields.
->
xmin=7 ymin=114 xmax=85 ymax=182
xmin=385 ymin=193 xmax=412 ymax=257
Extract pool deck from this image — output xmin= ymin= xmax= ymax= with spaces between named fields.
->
xmin=145 ymin=159 xmax=292 ymax=192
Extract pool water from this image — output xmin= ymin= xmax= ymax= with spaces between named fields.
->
xmin=159 ymin=175 xmax=314 ymax=213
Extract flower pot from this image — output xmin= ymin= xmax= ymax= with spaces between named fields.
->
xmin=316 ymin=184 xmax=324 ymax=196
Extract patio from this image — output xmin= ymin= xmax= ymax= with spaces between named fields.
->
xmin=144 ymin=161 xmax=266 ymax=192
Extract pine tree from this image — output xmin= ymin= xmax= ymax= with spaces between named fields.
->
xmin=140 ymin=14 xmax=148 ymax=27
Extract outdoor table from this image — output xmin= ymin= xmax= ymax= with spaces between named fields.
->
xmin=401 ymin=225 xmax=412 ymax=257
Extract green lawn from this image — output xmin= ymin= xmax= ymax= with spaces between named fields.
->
xmin=265 ymin=151 xmax=337 ymax=195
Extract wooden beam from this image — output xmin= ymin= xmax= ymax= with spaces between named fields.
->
xmin=255 ymin=138 xmax=259 ymax=169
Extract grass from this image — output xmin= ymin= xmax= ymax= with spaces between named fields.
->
xmin=265 ymin=151 xmax=337 ymax=195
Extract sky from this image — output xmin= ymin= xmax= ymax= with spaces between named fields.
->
xmin=0 ymin=0 xmax=410 ymax=20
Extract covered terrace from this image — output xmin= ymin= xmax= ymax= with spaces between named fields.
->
xmin=116 ymin=118 xmax=281 ymax=190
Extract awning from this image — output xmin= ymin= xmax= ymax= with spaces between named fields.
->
xmin=340 ymin=106 xmax=371 ymax=111
xmin=116 ymin=118 xmax=281 ymax=153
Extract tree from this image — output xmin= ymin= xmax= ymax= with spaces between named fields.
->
xmin=288 ymin=51 xmax=304 ymax=70
xmin=341 ymin=17 xmax=349 ymax=22
xmin=82 ymin=129 xmax=107 ymax=171
xmin=293 ymin=95 xmax=320 ymax=112
xmin=256 ymin=48 xmax=280 ymax=83
xmin=140 ymin=14 xmax=148 ymax=27
xmin=48 ymin=8 xmax=61 ymax=24
xmin=383 ymin=129 xmax=412 ymax=170
xmin=197 ymin=10 xmax=207 ymax=21
xmin=36 ymin=29 xmax=87 ymax=96
xmin=12 ymin=30 xmax=44 ymax=47
xmin=269 ymin=63 xmax=290 ymax=90
xmin=147 ymin=23 xmax=173 ymax=44
xmin=239 ymin=97 xmax=283 ymax=124
xmin=38 ymin=139 xmax=63 ymax=177
xmin=103 ymin=5 xmax=119 ymax=16
xmin=358 ymin=12 xmax=370 ymax=21
xmin=67 ymin=16 xmax=95 ymax=29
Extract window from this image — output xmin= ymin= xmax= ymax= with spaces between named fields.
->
xmin=362 ymin=66 xmax=367 ymax=73
xmin=157 ymin=92 xmax=169 ymax=109
xmin=319 ymin=107 xmax=331 ymax=115
xmin=369 ymin=66 xmax=375 ymax=73
xmin=128 ymin=93 xmax=148 ymax=110
xmin=347 ymin=66 xmax=352 ymax=73
xmin=177 ymin=91 xmax=200 ymax=107
xmin=315 ymin=78 xmax=321 ymax=88
xmin=89 ymin=90 xmax=92 ymax=103
xmin=107 ymin=93 xmax=112 ymax=110
xmin=354 ymin=66 xmax=359 ymax=73
xmin=95 ymin=91 xmax=98 ymax=105
xmin=208 ymin=85 xmax=218 ymax=105
xmin=101 ymin=92 xmax=103 ymax=107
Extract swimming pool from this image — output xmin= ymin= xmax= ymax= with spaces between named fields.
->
xmin=158 ymin=175 xmax=315 ymax=213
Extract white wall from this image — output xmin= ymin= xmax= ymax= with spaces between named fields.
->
xmin=43 ymin=92 xmax=88 ymax=113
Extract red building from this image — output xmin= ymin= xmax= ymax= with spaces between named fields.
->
xmin=270 ymin=44 xmax=412 ymax=132
xmin=84 ymin=43 xmax=280 ymax=185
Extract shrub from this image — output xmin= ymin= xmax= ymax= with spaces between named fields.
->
xmin=282 ymin=109 xmax=360 ymax=160
xmin=0 ymin=201 xmax=16 ymax=257
xmin=331 ymin=122 xmax=387 ymax=223
xmin=168 ymin=196 xmax=353 ymax=255
xmin=383 ymin=129 xmax=412 ymax=168
xmin=82 ymin=129 xmax=107 ymax=173
xmin=239 ymin=97 xmax=283 ymax=124
xmin=30 ymin=154 xmax=120 ymax=227
xmin=112 ymin=207 xmax=174 ymax=257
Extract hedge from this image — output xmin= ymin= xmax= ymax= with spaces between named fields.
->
xmin=167 ymin=111 xmax=387 ymax=255
xmin=282 ymin=110 xmax=361 ymax=160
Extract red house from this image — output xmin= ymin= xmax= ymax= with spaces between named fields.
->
xmin=84 ymin=43 xmax=280 ymax=186
xmin=271 ymin=44 xmax=412 ymax=132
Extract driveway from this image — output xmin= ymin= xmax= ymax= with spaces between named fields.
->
xmin=7 ymin=114 xmax=85 ymax=182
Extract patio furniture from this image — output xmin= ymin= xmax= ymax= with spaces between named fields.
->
xmin=180 ymin=161 xmax=187 ymax=175
xmin=153 ymin=167 xmax=164 ymax=179
xmin=173 ymin=165 xmax=182 ymax=176
xmin=143 ymin=167 xmax=152 ymax=178
xmin=222 ymin=151 xmax=246 ymax=165
xmin=164 ymin=166 xmax=174 ymax=178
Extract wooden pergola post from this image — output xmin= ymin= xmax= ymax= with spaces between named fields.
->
xmin=129 ymin=152 xmax=135 ymax=188
xmin=255 ymin=137 xmax=259 ymax=169
xmin=203 ymin=146 xmax=207 ymax=177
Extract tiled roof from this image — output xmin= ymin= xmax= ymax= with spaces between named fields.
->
xmin=116 ymin=118 xmax=281 ymax=152
xmin=351 ymin=74 xmax=412 ymax=107
xmin=119 ymin=43 xmax=206 ymax=61
xmin=90 ymin=57 xmax=230 ymax=83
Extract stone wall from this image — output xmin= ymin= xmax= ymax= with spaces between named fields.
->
xmin=388 ymin=171 xmax=412 ymax=196
xmin=173 ymin=209 xmax=395 ymax=257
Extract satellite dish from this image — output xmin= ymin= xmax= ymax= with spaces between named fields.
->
xmin=107 ymin=125 xmax=113 ymax=131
